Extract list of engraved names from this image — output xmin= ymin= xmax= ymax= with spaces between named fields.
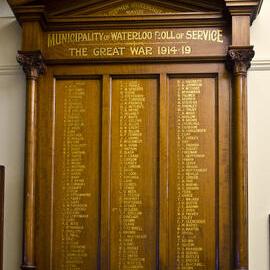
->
xmin=175 ymin=79 xmax=209 ymax=269
xmin=61 ymin=83 xmax=89 ymax=269
xmin=118 ymin=80 xmax=147 ymax=269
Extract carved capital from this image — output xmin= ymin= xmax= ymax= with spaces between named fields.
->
xmin=227 ymin=46 xmax=255 ymax=75
xmin=17 ymin=51 xmax=46 ymax=79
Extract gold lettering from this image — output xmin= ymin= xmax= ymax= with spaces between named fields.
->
xmin=185 ymin=29 xmax=223 ymax=43
xmin=93 ymin=47 xmax=125 ymax=56
xmin=175 ymin=79 xmax=207 ymax=269
xmin=130 ymin=46 xmax=153 ymax=56
xmin=110 ymin=31 xmax=153 ymax=41
xmin=47 ymin=32 xmax=105 ymax=48
xmin=69 ymin=47 xmax=88 ymax=57
xmin=118 ymin=80 xmax=147 ymax=269
xmin=47 ymin=29 xmax=225 ymax=58
xmin=60 ymin=82 xmax=90 ymax=269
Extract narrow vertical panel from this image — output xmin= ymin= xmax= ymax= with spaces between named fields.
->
xmin=53 ymin=79 xmax=101 ymax=270
xmin=159 ymin=74 xmax=169 ymax=269
xmin=36 ymin=71 xmax=55 ymax=270
xmin=218 ymin=73 xmax=231 ymax=270
xmin=168 ymin=77 xmax=216 ymax=269
xmin=110 ymin=78 xmax=158 ymax=270
xmin=100 ymin=75 xmax=112 ymax=270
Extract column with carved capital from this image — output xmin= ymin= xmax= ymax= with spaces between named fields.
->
xmin=227 ymin=46 xmax=254 ymax=270
xmin=17 ymin=51 xmax=46 ymax=270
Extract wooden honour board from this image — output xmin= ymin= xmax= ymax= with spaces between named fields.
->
xmin=10 ymin=0 xmax=257 ymax=269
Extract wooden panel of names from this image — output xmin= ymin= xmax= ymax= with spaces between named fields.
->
xmin=110 ymin=78 xmax=158 ymax=269
xmin=168 ymin=77 xmax=216 ymax=269
xmin=53 ymin=79 xmax=101 ymax=270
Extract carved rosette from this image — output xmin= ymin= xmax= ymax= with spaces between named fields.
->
xmin=227 ymin=46 xmax=255 ymax=75
xmin=17 ymin=51 xmax=46 ymax=79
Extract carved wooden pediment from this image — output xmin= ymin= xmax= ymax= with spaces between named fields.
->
xmin=7 ymin=0 xmax=263 ymax=24
xmin=59 ymin=1 xmax=192 ymax=17
xmin=7 ymin=0 xmax=264 ymax=30
xmin=8 ymin=0 xmax=226 ymax=16
xmin=46 ymin=0 xmax=225 ymax=17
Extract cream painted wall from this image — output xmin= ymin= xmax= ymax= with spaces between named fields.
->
xmin=0 ymin=0 xmax=13 ymax=17
xmin=0 ymin=0 xmax=269 ymax=270
xmin=0 ymin=2 xmax=25 ymax=270
xmin=249 ymin=1 xmax=270 ymax=269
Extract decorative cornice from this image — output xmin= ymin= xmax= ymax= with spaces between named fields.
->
xmin=17 ymin=51 xmax=46 ymax=79
xmin=227 ymin=46 xmax=255 ymax=74
xmin=7 ymin=0 xmax=263 ymax=28
xmin=225 ymin=0 xmax=263 ymax=23
xmin=11 ymin=5 xmax=46 ymax=28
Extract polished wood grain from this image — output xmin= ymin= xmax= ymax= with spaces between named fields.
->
xmin=168 ymin=77 xmax=216 ymax=269
xmin=159 ymin=73 xmax=169 ymax=269
xmin=52 ymin=79 xmax=102 ymax=270
xmin=110 ymin=77 xmax=158 ymax=269
xmin=23 ymin=77 xmax=37 ymax=270
xmin=100 ymin=74 xmax=112 ymax=270
xmin=0 ymin=166 xmax=4 ymax=270
xmin=17 ymin=51 xmax=46 ymax=270
xmin=232 ymin=69 xmax=248 ymax=270
xmin=32 ymin=63 xmax=231 ymax=270
xmin=43 ymin=27 xmax=229 ymax=61
xmin=8 ymin=0 xmax=263 ymax=25
xmin=226 ymin=3 xmax=254 ymax=269
xmin=228 ymin=46 xmax=255 ymax=270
